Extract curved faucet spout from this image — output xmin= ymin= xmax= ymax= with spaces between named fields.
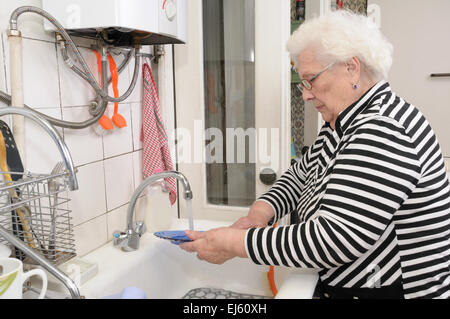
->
xmin=127 ymin=171 xmax=192 ymax=231
xmin=114 ymin=171 xmax=193 ymax=252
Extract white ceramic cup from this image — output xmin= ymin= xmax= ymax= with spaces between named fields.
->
xmin=0 ymin=243 xmax=11 ymax=258
xmin=0 ymin=258 xmax=47 ymax=299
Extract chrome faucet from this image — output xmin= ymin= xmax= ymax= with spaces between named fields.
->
xmin=113 ymin=171 xmax=193 ymax=252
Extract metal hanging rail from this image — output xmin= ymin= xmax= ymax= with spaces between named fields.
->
xmin=430 ymin=73 xmax=450 ymax=78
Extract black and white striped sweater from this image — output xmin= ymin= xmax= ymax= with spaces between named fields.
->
xmin=245 ymin=81 xmax=450 ymax=299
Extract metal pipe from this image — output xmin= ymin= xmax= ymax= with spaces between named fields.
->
xmin=58 ymin=40 xmax=94 ymax=89
xmin=9 ymin=6 xmax=141 ymax=104
xmin=0 ymin=224 xmax=81 ymax=299
xmin=0 ymin=89 xmax=107 ymax=129
xmin=100 ymin=46 xmax=109 ymax=93
xmin=5 ymin=5 xmax=140 ymax=129
xmin=58 ymin=38 xmax=133 ymax=88
xmin=0 ymin=107 xmax=78 ymax=191
xmin=59 ymin=42 xmax=139 ymax=118
xmin=59 ymin=43 xmax=140 ymax=107
xmin=9 ymin=6 xmax=102 ymax=98
xmin=7 ymin=29 xmax=26 ymax=162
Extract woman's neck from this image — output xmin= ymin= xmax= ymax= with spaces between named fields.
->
xmin=330 ymin=77 xmax=378 ymax=129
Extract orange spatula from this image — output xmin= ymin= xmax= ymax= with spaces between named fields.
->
xmin=108 ymin=54 xmax=127 ymax=128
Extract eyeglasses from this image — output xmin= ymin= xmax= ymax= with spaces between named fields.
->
xmin=296 ymin=62 xmax=336 ymax=93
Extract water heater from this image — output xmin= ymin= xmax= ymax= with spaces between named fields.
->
xmin=42 ymin=0 xmax=188 ymax=46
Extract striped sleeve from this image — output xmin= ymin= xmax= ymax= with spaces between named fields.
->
xmin=256 ymin=149 xmax=309 ymax=222
xmin=245 ymin=118 xmax=422 ymax=268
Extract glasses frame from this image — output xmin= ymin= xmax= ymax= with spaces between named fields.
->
xmin=296 ymin=62 xmax=336 ymax=93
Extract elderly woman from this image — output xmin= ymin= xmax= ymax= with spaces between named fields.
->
xmin=180 ymin=10 xmax=450 ymax=299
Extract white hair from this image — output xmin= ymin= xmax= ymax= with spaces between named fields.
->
xmin=287 ymin=10 xmax=393 ymax=81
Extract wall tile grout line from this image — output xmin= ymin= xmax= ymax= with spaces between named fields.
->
xmin=70 ymin=149 xmax=144 ymax=179
xmin=1 ymin=33 xmax=8 ymax=93
xmin=130 ymin=103 xmax=137 ymax=152
xmin=101 ymin=144 xmax=109 ymax=213
xmin=74 ymin=201 xmax=130 ymax=228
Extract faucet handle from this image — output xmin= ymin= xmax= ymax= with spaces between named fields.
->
xmin=134 ymin=221 xmax=147 ymax=236
xmin=113 ymin=231 xmax=127 ymax=247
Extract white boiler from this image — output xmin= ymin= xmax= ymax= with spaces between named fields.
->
xmin=42 ymin=0 xmax=188 ymax=46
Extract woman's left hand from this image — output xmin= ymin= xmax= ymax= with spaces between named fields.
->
xmin=179 ymin=227 xmax=247 ymax=264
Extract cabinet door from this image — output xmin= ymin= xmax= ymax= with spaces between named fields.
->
xmin=174 ymin=0 xmax=291 ymax=221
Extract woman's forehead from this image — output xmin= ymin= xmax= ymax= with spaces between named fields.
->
xmin=298 ymin=49 xmax=317 ymax=63
xmin=297 ymin=50 xmax=322 ymax=76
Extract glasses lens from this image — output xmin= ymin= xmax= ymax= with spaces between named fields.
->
xmin=301 ymin=79 xmax=312 ymax=90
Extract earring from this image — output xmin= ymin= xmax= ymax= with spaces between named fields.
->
xmin=353 ymin=83 xmax=358 ymax=89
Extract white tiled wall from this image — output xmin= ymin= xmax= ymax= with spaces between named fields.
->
xmin=0 ymin=35 xmax=6 ymax=93
xmin=0 ymin=0 xmax=177 ymax=257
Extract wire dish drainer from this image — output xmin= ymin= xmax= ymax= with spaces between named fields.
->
xmin=0 ymin=170 xmax=75 ymax=266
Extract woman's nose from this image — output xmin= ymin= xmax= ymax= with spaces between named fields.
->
xmin=302 ymin=89 xmax=314 ymax=102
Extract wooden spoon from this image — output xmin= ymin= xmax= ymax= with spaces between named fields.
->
xmin=0 ymin=130 xmax=37 ymax=249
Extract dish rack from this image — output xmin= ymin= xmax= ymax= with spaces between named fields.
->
xmin=0 ymin=170 xmax=75 ymax=265
xmin=0 ymin=107 xmax=79 ymax=269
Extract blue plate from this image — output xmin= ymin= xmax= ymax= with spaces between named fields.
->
xmin=154 ymin=230 xmax=193 ymax=245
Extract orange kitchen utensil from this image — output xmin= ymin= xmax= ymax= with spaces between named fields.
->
xmin=107 ymin=53 xmax=127 ymax=128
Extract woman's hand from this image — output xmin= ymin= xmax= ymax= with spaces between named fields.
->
xmin=179 ymin=201 xmax=274 ymax=264
xmin=231 ymin=216 xmax=266 ymax=229
xmin=231 ymin=200 xmax=275 ymax=230
xmin=179 ymin=227 xmax=247 ymax=264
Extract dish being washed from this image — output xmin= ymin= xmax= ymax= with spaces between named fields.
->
xmin=154 ymin=230 xmax=202 ymax=245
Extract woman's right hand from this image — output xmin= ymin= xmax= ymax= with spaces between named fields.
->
xmin=231 ymin=216 xmax=266 ymax=229
xmin=231 ymin=200 xmax=275 ymax=230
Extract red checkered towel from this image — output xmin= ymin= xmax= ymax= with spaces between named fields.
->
xmin=141 ymin=63 xmax=177 ymax=205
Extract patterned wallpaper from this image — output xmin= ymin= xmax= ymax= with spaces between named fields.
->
xmin=291 ymin=84 xmax=305 ymax=158
xmin=290 ymin=0 xmax=367 ymax=16
xmin=342 ymin=0 xmax=368 ymax=15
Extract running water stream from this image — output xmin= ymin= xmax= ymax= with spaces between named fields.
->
xmin=186 ymin=198 xmax=194 ymax=231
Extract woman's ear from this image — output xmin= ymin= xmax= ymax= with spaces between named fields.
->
xmin=346 ymin=56 xmax=361 ymax=81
